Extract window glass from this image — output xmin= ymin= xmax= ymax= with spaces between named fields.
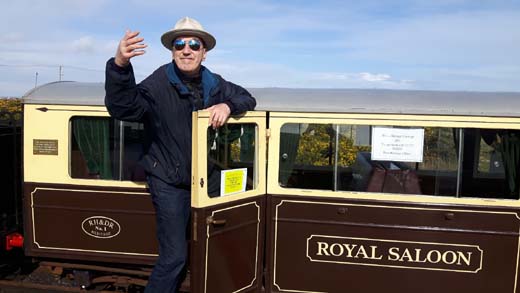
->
xmin=70 ymin=117 xmax=145 ymax=181
xmin=207 ymin=123 xmax=256 ymax=198
xmin=459 ymin=129 xmax=514 ymax=199
xmin=121 ymin=122 xmax=146 ymax=181
xmin=279 ymin=123 xmax=334 ymax=190
xmin=413 ymin=127 xmax=458 ymax=196
xmin=279 ymin=123 xmax=520 ymax=200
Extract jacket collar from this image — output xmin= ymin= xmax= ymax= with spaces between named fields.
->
xmin=166 ymin=62 xmax=219 ymax=107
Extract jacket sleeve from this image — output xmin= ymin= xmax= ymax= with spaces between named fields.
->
xmin=220 ymin=79 xmax=257 ymax=115
xmin=104 ymin=57 xmax=151 ymax=122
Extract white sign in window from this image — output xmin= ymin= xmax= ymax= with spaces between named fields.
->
xmin=371 ymin=127 xmax=424 ymax=162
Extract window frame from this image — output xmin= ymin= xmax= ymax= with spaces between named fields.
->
xmin=69 ymin=116 xmax=147 ymax=183
xmin=267 ymin=112 xmax=520 ymax=207
xmin=191 ymin=110 xmax=267 ymax=209
xmin=24 ymin=105 xmax=145 ymax=188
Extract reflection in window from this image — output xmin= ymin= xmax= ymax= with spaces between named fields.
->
xmin=279 ymin=123 xmax=520 ymax=200
xmin=207 ymin=124 xmax=256 ymax=198
xmin=70 ymin=117 xmax=145 ymax=181
xmin=415 ymin=127 xmax=458 ymax=196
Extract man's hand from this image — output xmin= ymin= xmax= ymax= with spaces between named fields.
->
xmin=114 ymin=30 xmax=147 ymax=67
xmin=207 ymin=103 xmax=231 ymax=129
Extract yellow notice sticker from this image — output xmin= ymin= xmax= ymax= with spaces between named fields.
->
xmin=220 ymin=168 xmax=247 ymax=196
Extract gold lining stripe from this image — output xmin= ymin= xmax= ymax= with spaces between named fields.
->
xmin=204 ymin=201 xmax=260 ymax=293
xmin=272 ymin=201 xmax=327 ymax=293
xmin=515 ymin=227 xmax=520 ymax=292
xmin=30 ymin=187 xmax=156 ymax=257
xmin=273 ymin=199 xmax=520 ymax=293
xmin=29 ymin=246 xmax=157 ymax=257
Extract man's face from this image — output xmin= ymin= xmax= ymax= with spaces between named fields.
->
xmin=172 ymin=36 xmax=207 ymax=77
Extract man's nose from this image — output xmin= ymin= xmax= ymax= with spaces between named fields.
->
xmin=182 ymin=45 xmax=191 ymax=54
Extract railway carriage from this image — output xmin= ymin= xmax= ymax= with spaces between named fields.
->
xmin=20 ymin=81 xmax=520 ymax=292
xmin=0 ymin=108 xmax=22 ymax=256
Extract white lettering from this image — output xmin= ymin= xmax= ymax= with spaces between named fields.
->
xmin=354 ymin=245 xmax=369 ymax=259
xmin=442 ymin=251 xmax=457 ymax=265
xmin=343 ymin=244 xmax=357 ymax=257
xmin=370 ymin=246 xmax=383 ymax=260
xmin=388 ymin=247 xmax=400 ymax=261
xmin=427 ymin=250 xmax=441 ymax=264
xmin=316 ymin=242 xmax=330 ymax=256
xmin=398 ymin=248 xmax=413 ymax=262
xmin=414 ymin=249 xmax=427 ymax=263
xmin=458 ymin=252 xmax=472 ymax=266
xmin=330 ymin=243 xmax=344 ymax=257
xmin=311 ymin=238 xmax=476 ymax=269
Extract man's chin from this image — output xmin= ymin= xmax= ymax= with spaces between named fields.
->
xmin=178 ymin=63 xmax=194 ymax=70
xmin=178 ymin=66 xmax=199 ymax=76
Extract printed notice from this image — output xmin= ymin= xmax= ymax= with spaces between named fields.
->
xmin=220 ymin=168 xmax=247 ymax=196
xmin=33 ymin=139 xmax=58 ymax=155
xmin=371 ymin=127 xmax=424 ymax=162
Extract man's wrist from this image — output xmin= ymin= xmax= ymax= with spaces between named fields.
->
xmin=223 ymin=101 xmax=235 ymax=114
xmin=114 ymin=56 xmax=130 ymax=68
xmin=108 ymin=57 xmax=132 ymax=74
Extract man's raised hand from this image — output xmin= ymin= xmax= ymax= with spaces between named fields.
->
xmin=114 ymin=30 xmax=148 ymax=67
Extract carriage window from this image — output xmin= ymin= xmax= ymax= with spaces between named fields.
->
xmin=476 ymin=130 xmax=505 ymax=176
xmin=70 ymin=117 xmax=145 ymax=181
xmin=279 ymin=123 xmax=519 ymax=200
xmin=207 ymin=123 xmax=256 ymax=198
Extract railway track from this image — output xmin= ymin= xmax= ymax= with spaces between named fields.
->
xmin=0 ymin=279 xmax=91 ymax=292
xmin=0 ymin=260 xmax=149 ymax=292
xmin=0 ymin=259 xmax=191 ymax=292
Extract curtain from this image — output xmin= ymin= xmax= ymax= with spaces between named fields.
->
xmin=73 ymin=117 xmax=112 ymax=179
xmin=495 ymin=131 xmax=520 ymax=199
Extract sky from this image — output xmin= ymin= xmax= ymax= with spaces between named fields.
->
xmin=1 ymin=0 xmax=519 ymax=97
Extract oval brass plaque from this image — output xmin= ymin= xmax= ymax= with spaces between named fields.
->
xmin=81 ymin=216 xmax=121 ymax=239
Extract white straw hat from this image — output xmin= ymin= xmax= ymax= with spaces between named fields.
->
xmin=161 ymin=17 xmax=216 ymax=51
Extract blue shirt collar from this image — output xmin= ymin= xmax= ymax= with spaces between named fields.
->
xmin=166 ymin=62 xmax=219 ymax=107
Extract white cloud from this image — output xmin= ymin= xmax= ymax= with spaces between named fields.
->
xmin=206 ymin=59 xmax=413 ymax=89
xmin=4 ymin=32 xmax=24 ymax=43
xmin=71 ymin=36 xmax=97 ymax=53
xmin=359 ymin=72 xmax=392 ymax=82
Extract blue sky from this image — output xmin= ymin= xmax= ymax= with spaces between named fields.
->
xmin=1 ymin=0 xmax=519 ymax=96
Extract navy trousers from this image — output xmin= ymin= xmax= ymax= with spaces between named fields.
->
xmin=145 ymin=176 xmax=191 ymax=293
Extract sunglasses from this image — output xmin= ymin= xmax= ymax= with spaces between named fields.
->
xmin=173 ymin=39 xmax=202 ymax=51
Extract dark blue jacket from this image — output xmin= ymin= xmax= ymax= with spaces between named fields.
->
xmin=104 ymin=58 xmax=256 ymax=186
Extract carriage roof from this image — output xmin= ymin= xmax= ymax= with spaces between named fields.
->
xmin=23 ymin=81 xmax=520 ymax=117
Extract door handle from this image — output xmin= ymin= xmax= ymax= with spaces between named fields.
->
xmin=206 ymin=216 xmax=227 ymax=226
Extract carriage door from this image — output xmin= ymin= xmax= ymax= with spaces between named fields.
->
xmin=190 ymin=111 xmax=267 ymax=293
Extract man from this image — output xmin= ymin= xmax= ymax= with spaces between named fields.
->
xmin=104 ymin=17 xmax=256 ymax=292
